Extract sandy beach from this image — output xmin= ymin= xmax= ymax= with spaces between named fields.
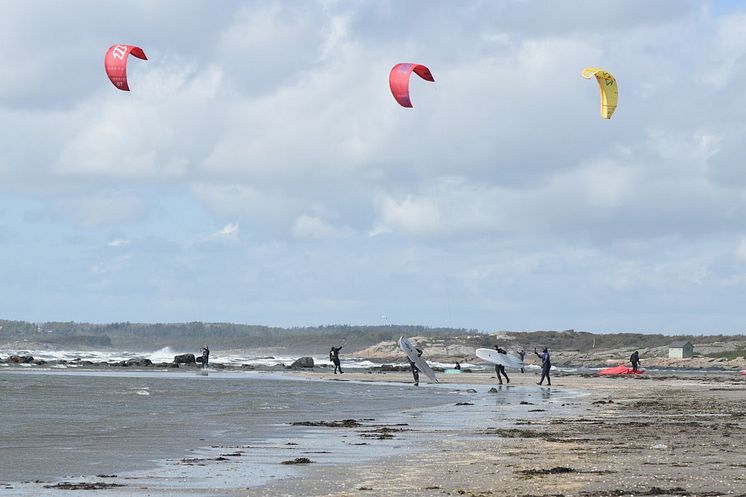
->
xmin=255 ymin=370 xmax=746 ymax=497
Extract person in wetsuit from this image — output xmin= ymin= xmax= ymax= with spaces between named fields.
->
xmin=534 ymin=347 xmax=551 ymax=386
xmin=201 ymin=345 xmax=210 ymax=369
xmin=517 ymin=349 xmax=526 ymax=373
xmin=329 ymin=346 xmax=343 ymax=374
xmin=493 ymin=345 xmax=510 ymax=384
xmin=454 ymin=361 xmax=461 ymax=370
xmin=409 ymin=347 xmax=423 ymax=386
xmin=630 ymin=350 xmax=640 ymax=372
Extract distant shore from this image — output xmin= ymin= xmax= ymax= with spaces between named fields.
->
xmin=0 ymin=349 xmax=746 ymax=373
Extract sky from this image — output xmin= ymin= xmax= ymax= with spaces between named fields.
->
xmin=2 ymin=0 xmax=746 ymax=334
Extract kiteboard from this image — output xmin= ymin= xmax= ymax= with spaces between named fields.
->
xmin=599 ymin=365 xmax=644 ymax=375
xmin=398 ymin=336 xmax=438 ymax=383
xmin=475 ymin=348 xmax=524 ymax=369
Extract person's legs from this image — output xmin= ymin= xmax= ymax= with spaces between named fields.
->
xmin=495 ymin=365 xmax=503 ymax=384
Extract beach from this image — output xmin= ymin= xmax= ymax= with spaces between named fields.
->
xmin=1 ymin=365 xmax=744 ymax=497
xmin=262 ymin=371 xmax=746 ymax=497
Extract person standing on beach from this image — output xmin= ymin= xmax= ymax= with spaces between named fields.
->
xmin=534 ymin=347 xmax=551 ymax=386
xmin=518 ymin=349 xmax=526 ymax=373
xmin=330 ymin=346 xmax=343 ymax=374
xmin=409 ymin=347 xmax=423 ymax=386
xmin=201 ymin=345 xmax=210 ymax=369
xmin=493 ymin=345 xmax=510 ymax=384
xmin=630 ymin=350 xmax=640 ymax=372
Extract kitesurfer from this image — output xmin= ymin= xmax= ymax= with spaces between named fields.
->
xmin=201 ymin=345 xmax=210 ymax=369
xmin=454 ymin=361 xmax=461 ymax=370
xmin=330 ymin=346 xmax=343 ymax=374
xmin=534 ymin=347 xmax=551 ymax=386
xmin=518 ymin=349 xmax=526 ymax=373
xmin=630 ymin=351 xmax=640 ymax=372
xmin=493 ymin=345 xmax=510 ymax=384
xmin=409 ymin=347 xmax=423 ymax=386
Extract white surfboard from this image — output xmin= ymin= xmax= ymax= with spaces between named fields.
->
xmin=476 ymin=348 xmax=524 ymax=369
xmin=399 ymin=336 xmax=438 ymax=383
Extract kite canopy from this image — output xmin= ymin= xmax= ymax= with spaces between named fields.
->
xmin=104 ymin=44 xmax=147 ymax=91
xmin=581 ymin=67 xmax=617 ymax=119
xmin=599 ymin=365 xmax=644 ymax=375
xmin=389 ymin=63 xmax=434 ymax=108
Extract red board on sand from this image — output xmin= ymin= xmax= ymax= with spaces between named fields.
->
xmin=599 ymin=365 xmax=644 ymax=375
xmin=741 ymin=370 xmax=746 ymax=376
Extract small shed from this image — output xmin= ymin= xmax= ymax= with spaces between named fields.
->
xmin=668 ymin=341 xmax=694 ymax=359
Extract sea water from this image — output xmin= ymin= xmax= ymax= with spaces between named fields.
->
xmin=0 ymin=369 xmax=584 ymax=496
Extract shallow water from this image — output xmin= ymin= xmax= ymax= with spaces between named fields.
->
xmin=0 ymin=369 xmax=584 ymax=496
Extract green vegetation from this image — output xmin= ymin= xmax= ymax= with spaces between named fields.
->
xmin=0 ymin=319 xmax=474 ymax=353
xmin=506 ymin=330 xmax=744 ymax=351
xmin=2 ymin=319 xmax=743 ymax=354
xmin=703 ymin=349 xmax=746 ymax=360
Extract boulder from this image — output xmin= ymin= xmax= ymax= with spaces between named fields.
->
xmin=289 ymin=357 xmax=314 ymax=369
xmin=376 ymin=364 xmax=408 ymax=372
xmin=174 ymin=353 xmax=196 ymax=364
xmin=9 ymin=355 xmax=34 ymax=364
xmin=126 ymin=358 xmax=153 ymax=367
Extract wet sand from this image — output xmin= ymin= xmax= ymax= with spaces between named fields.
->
xmin=256 ymin=370 xmax=746 ymax=497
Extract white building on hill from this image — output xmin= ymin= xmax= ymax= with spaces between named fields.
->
xmin=668 ymin=341 xmax=694 ymax=359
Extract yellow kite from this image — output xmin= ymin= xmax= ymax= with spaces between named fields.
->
xmin=581 ymin=67 xmax=618 ymax=119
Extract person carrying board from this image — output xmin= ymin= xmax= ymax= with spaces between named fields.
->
xmin=409 ymin=347 xmax=423 ymax=386
xmin=493 ymin=345 xmax=510 ymax=384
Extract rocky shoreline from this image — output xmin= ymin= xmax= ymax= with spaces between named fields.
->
xmin=1 ymin=349 xmax=744 ymax=374
xmin=352 ymin=336 xmax=746 ymax=370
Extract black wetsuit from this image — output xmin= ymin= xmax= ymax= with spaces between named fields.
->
xmin=201 ymin=347 xmax=209 ymax=369
xmin=330 ymin=346 xmax=343 ymax=374
xmin=518 ymin=350 xmax=526 ymax=373
xmin=535 ymin=349 xmax=551 ymax=385
xmin=494 ymin=347 xmax=510 ymax=384
xmin=630 ymin=351 xmax=640 ymax=372
xmin=410 ymin=348 xmax=423 ymax=385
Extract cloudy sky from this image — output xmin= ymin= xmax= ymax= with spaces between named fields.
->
xmin=2 ymin=0 xmax=746 ymax=333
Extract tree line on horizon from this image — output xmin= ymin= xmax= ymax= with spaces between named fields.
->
xmin=0 ymin=320 xmax=475 ymax=352
xmin=0 ymin=319 xmax=742 ymax=353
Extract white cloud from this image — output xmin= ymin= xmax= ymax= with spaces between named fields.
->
xmin=291 ymin=214 xmax=349 ymax=239
xmin=212 ymin=223 xmax=239 ymax=239
xmin=735 ymin=238 xmax=746 ymax=263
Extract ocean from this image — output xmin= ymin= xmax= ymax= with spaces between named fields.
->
xmin=0 ymin=356 xmax=586 ymax=496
